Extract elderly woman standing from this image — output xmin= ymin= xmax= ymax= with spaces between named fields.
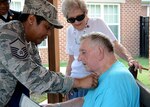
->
xmin=61 ymin=0 xmax=142 ymax=100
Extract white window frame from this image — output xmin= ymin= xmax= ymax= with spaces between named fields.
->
xmin=86 ymin=0 xmax=125 ymax=3
xmin=87 ymin=2 xmax=121 ymax=42
xmin=38 ymin=38 xmax=48 ymax=49
xmin=10 ymin=0 xmax=25 ymax=11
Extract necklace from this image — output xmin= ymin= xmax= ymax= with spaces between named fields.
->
xmin=74 ymin=24 xmax=89 ymax=45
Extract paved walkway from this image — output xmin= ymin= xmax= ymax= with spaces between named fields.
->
xmin=39 ymin=99 xmax=48 ymax=105
xmin=59 ymin=67 xmax=66 ymax=75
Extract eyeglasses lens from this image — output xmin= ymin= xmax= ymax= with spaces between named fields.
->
xmin=67 ymin=14 xmax=85 ymax=23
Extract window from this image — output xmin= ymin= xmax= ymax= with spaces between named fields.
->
xmin=87 ymin=3 xmax=101 ymax=18
xmin=10 ymin=0 xmax=25 ymax=11
xmin=38 ymin=38 xmax=48 ymax=48
xmin=87 ymin=3 xmax=120 ymax=41
xmin=10 ymin=2 xmax=21 ymax=11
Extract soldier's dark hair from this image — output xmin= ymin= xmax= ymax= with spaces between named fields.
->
xmin=19 ymin=13 xmax=46 ymax=25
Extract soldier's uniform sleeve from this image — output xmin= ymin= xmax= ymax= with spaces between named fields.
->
xmin=0 ymin=32 xmax=74 ymax=94
xmin=28 ymin=42 xmax=42 ymax=65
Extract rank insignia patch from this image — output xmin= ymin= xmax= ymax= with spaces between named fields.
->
xmin=10 ymin=38 xmax=28 ymax=60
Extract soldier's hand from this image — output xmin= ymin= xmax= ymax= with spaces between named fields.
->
xmin=73 ymin=72 xmax=98 ymax=89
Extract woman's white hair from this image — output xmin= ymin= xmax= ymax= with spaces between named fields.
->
xmin=61 ymin=0 xmax=88 ymax=18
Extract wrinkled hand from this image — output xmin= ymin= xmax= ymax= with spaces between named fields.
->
xmin=128 ymin=59 xmax=143 ymax=73
xmin=78 ymin=72 xmax=98 ymax=89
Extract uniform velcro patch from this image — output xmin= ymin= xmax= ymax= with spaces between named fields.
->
xmin=10 ymin=38 xmax=28 ymax=60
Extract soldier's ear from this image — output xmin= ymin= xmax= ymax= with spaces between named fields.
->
xmin=27 ymin=15 xmax=35 ymax=25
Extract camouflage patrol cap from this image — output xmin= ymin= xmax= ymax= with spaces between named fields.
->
xmin=23 ymin=0 xmax=63 ymax=29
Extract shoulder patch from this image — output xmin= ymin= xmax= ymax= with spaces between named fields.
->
xmin=10 ymin=38 xmax=28 ymax=60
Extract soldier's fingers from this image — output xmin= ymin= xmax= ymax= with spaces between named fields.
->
xmin=92 ymin=80 xmax=98 ymax=88
xmin=91 ymin=72 xmax=98 ymax=79
xmin=91 ymin=72 xmax=98 ymax=88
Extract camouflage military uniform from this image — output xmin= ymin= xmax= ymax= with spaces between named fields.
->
xmin=0 ymin=21 xmax=74 ymax=107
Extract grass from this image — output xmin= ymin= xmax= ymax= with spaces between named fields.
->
xmin=138 ymin=71 xmax=150 ymax=88
xmin=135 ymin=57 xmax=150 ymax=88
xmin=31 ymin=57 xmax=149 ymax=103
xmin=60 ymin=61 xmax=68 ymax=67
xmin=119 ymin=57 xmax=150 ymax=88
xmin=30 ymin=93 xmax=47 ymax=103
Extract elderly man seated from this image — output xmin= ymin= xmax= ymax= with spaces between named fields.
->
xmin=43 ymin=32 xmax=140 ymax=107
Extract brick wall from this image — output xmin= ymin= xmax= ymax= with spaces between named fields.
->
xmin=57 ymin=0 xmax=70 ymax=61
xmin=121 ymin=0 xmax=144 ymax=57
xmin=39 ymin=48 xmax=48 ymax=64
xmin=39 ymin=0 xmax=149 ymax=64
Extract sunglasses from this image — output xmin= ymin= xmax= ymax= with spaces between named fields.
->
xmin=67 ymin=14 xmax=85 ymax=23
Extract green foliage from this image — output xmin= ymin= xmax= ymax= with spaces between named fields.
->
xmin=138 ymin=71 xmax=150 ymax=88
xmin=30 ymin=93 xmax=47 ymax=103
xmin=119 ymin=57 xmax=150 ymax=88
xmin=60 ymin=61 xmax=68 ymax=67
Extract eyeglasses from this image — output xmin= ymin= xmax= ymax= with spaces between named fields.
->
xmin=67 ymin=14 xmax=85 ymax=23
